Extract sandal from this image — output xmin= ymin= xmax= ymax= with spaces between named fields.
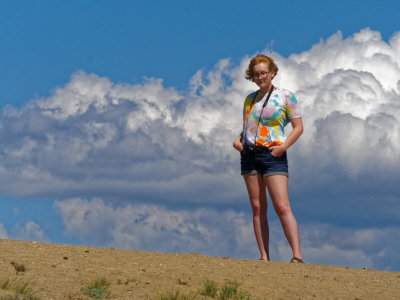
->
xmin=290 ymin=256 xmax=304 ymax=263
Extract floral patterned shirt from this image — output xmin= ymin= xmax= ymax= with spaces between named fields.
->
xmin=242 ymin=86 xmax=301 ymax=147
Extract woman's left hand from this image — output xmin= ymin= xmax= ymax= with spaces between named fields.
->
xmin=269 ymin=145 xmax=285 ymax=157
xmin=269 ymin=118 xmax=303 ymax=157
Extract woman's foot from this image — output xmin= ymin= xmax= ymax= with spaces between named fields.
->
xmin=290 ymin=256 xmax=304 ymax=263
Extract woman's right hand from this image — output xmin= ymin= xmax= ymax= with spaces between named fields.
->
xmin=233 ymin=138 xmax=243 ymax=152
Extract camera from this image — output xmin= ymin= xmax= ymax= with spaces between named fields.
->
xmin=243 ymin=144 xmax=256 ymax=154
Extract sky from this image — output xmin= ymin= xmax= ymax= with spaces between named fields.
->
xmin=0 ymin=0 xmax=400 ymax=271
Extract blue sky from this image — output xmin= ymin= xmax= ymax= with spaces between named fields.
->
xmin=1 ymin=1 xmax=400 ymax=271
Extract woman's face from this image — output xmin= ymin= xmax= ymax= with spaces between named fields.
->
xmin=253 ymin=63 xmax=274 ymax=91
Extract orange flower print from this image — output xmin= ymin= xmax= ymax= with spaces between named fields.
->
xmin=259 ymin=126 xmax=269 ymax=138
xmin=256 ymin=138 xmax=265 ymax=146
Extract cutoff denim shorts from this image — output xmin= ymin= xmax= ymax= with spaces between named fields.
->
xmin=240 ymin=145 xmax=289 ymax=177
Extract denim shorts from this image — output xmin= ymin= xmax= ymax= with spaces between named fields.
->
xmin=240 ymin=145 xmax=288 ymax=176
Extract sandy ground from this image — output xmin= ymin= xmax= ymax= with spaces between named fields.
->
xmin=0 ymin=239 xmax=399 ymax=299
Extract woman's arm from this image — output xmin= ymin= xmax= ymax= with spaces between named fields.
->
xmin=233 ymin=132 xmax=243 ymax=152
xmin=269 ymin=117 xmax=303 ymax=157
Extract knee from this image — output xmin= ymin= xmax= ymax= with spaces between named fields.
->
xmin=251 ymin=202 xmax=261 ymax=216
xmin=250 ymin=200 xmax=266 ymax=217
xmin=274 ymin=203 xmax=291 ymax=218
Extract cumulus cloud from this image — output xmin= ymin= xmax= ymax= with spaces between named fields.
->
xmin=15 ymin=221 xmax=50 ymax=242
xmin=55 ymin=197 xmax=400 ymax=271
xmin=0 ymin=223 xmax=8 ymax=239
xmin=272 ymin=29 xmax=400 ymax=188
xmin=268 ymin=223 xmax=400 ymax=271
xmin=54 ymin=197 xmax=257 ymax=258
xmin=0 ymin=70 xmax=245 ymax=203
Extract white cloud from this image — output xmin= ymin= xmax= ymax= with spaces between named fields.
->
xmin=0 ymin=68 xmax=245 ymax=202
xmin=54 ymin=197 xmax=257 ymax=258
xmin=15 ymin=221 xmax=50 ymax=242
xmin=0 ymin=223 xmax=9 ymax=239
xmin=287 ymin=29 xmax=400 ymax=92
xmin=300 ymin=224 xmax=400 ymax=271
xmin=55 ymin=197 xmax=400 ymax=271
xmin=272 ymin=31 xmax=400 ymax=184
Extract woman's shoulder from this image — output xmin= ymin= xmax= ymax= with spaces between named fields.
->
xmin=243 ymin=90 xmax=258 ymax=109
xmin=274 ymin=86 xmax=294 ymax=96
xmin=274 ymin=87 xmax=298 ymax=102
xmin=244 ymin=90 xmax=258 ymax=102
xmin=246 ymin=90 xmax=258 ymax=99
xmin=274 ymin=87 xmax=300 ymax=108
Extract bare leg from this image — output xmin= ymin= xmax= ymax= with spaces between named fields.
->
xmin=264 ymin=175 xmax=302 ymax=260
xmin=243 ymin=174 xmax=270 ymax=260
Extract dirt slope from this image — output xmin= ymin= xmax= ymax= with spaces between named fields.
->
xmin=0 ymin=239 xmax=399 ymax=299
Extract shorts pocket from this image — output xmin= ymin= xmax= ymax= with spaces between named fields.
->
xmin=271 ymin=151 xmax=287 ymax=159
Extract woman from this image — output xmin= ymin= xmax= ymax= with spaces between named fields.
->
xmin=233 ymin=54 xmax=303 ymax=263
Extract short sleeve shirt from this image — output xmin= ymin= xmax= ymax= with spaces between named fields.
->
xmin=242 ymin=86 xmax=301 ymax=147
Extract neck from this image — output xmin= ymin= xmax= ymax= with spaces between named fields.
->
xmin=259 ymin=83 xmax=273 ymax=94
